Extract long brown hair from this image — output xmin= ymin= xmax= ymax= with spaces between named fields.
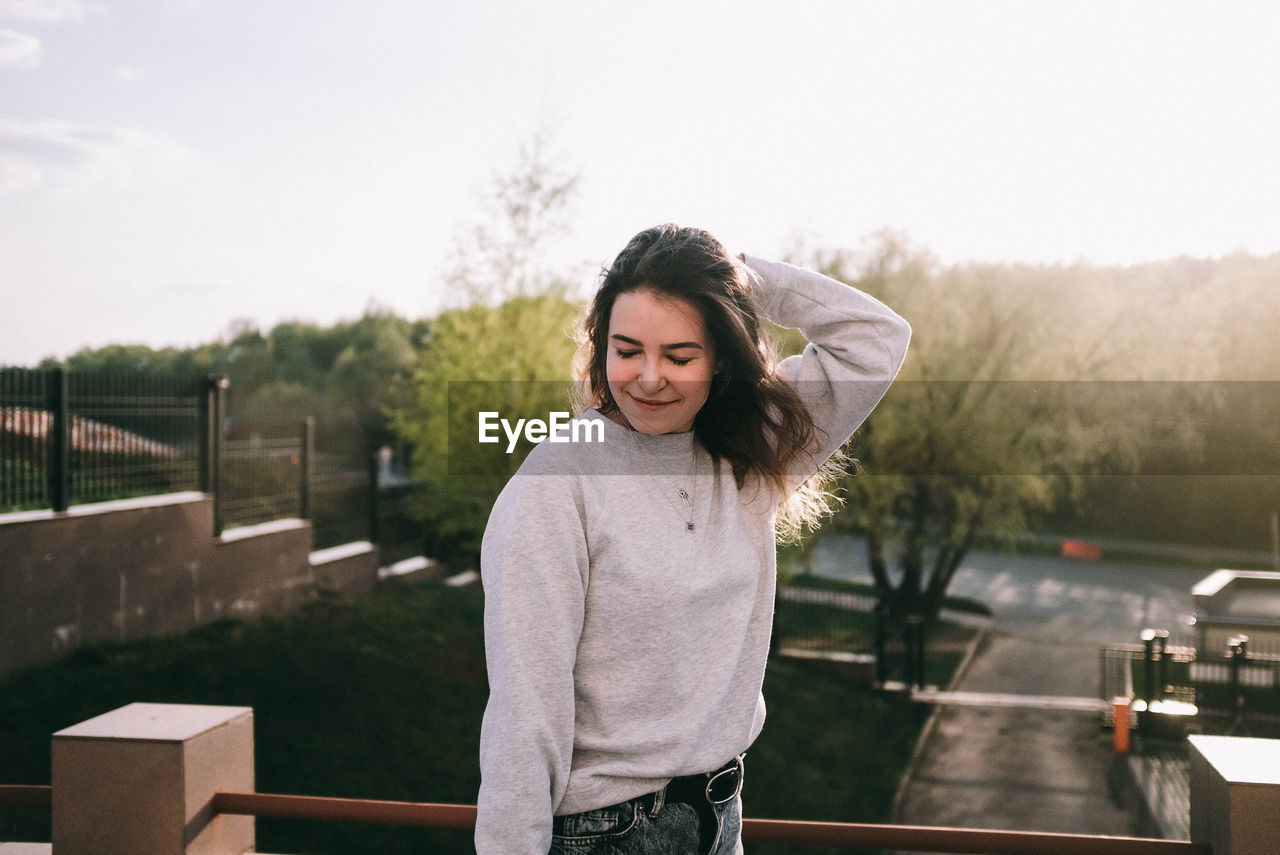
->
xmin=574 ymin=224 xmax=843 ymax=537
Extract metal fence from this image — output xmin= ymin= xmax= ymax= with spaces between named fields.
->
xmin=1101 ymin=629 xmax=1280 ymax=725
xmin=310 ymin=450 xmax=371 ymax=548
xmin=2 ymin=367 xmax=205 ymax=512
xmin=773 ymin=578 xmax=990 ymax=688
xmin=775 ymin=583 xmax=878 ymax=653
xmin=1 ymin=367 xmax=423 ymax=562
xmin=221 ymin=434 xmax=307 ymax=529
xmin=217 ymin=418 xmax=421 ymax=560
xmin=0 ymin=366 xmax=51 ymax=510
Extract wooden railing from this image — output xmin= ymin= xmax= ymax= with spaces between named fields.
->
xmin=0 ymin=783 xmax=1210 ymax=854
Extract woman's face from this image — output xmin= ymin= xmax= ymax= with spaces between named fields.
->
xmin=605 ymin=288 xmax=717 ymax=435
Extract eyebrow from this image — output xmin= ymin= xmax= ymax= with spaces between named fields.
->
xmin=610 ymin=334 xmax=705 ymax=350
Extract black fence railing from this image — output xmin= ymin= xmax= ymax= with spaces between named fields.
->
xmin=217 ymin=418 xmax=422 ymax=561
xmin=0 ymin=366 xmax=52 ymax=510
xmin=774 ymin=583 xmax=878 ymax=654
xmin=2 ymin=367 xmax=424 ymax=563
xmin=1101 ymin=629 xmax=1280 ymax=727
xmin=221 ymin=435 xmax=307 ymax=529
xmin=772 ymin=577 xmax=985 ymax=689
xmin=68 ymin=370 xmax=204 ymax=505
xmin=2 ymin=367 xmax=205 ymax=512
xmin=310 ymin=449 xmax=372 ymax=549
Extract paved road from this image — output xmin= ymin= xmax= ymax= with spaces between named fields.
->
xmin=804 ymin=534 xmax=1212 ymax=841
xmin=806 ymin=534 xmax=1208 ymax=655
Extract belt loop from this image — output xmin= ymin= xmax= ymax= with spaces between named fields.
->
xmin=649 ymin=785 xmax=666 ymax=818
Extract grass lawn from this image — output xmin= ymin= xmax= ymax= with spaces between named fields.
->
xmin=0 ymin=579 xmax=959 ymax=855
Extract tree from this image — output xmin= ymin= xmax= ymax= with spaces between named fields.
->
xmin=392 ymin=294 xmax=581 ymax=558
xmin=442 ymin=134 xmax=582 ymax=303
xmin=389 ymin=140 xmax=583 ymax=562
xmin=1055 ymin=250 xmax=1280 ymax=552
xmin=325 ymin=307 xmax=417 ymax=453
xmin=220 ymin=322 xmax=275 ymax=413
xmin=804 ymin=233 xmax=1157 ymax=684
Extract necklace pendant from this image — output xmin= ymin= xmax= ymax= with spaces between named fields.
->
xmin=686 ymin=522 xmax=695 ymax=533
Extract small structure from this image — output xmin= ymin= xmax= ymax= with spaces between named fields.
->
xmin=1191 ymin=570 xmax=1280 ymax=653
xmin=51 ymin=703 xmax=255 ymax=855
xmin=1190 ymin=735 xmax=1280 ymax=855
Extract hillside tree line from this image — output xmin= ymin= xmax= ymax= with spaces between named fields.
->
xmin=33 ymin=155 xmax=1280 ymax=615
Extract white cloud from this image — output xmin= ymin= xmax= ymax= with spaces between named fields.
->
xmin=0 ymin=0 xmax=98 ymax=23
xmin=0 ymin=119 xmax=191 ymax=192
xmin=114 ymin=63 xmax=141 ymax=82
xmin=0 ymin=27 xmax=39 ymax=68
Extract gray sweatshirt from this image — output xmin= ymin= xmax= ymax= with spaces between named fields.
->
xmin=475 ymin=256 xmax=911 ymax=853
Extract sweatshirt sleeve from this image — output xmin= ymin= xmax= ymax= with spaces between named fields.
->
xmin=475 ymin=462 xmax=590 ymax=855
xmin=743 ymin=254 xmax=911 ymax=474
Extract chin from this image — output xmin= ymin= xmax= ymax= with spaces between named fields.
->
xmin=623 ymin=405 xmax=693 ymax=435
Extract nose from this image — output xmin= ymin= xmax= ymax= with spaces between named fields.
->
xmin=636 ymin=356 xmax=667 ymax=392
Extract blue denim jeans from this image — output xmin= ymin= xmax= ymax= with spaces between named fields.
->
xmin=549 ymin=788 xmax=743 ymax=855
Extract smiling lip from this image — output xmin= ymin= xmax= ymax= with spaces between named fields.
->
xmin=631 ymin=395 xmax=677 ymax=408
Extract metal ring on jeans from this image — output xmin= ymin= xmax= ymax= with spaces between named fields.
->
xmin=704 ymin=754 xmax=745 ymax=806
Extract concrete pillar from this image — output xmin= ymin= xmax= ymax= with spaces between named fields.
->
xmin=51 ymin=703 xmax=254 ymax=855
xmin=1189 ymin=734 xmax=1280 ymax=855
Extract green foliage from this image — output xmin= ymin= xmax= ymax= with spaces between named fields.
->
xmin=390 ymin=293 xmax=581 ymax=559
xmin=805 ymin=235 xmax=1101 ymax=624
xmin=46 ymin=307 xmax=419 ymax=473
xmin=215 ymin=309 xmax=418 ymax=455
xmin=55 ymin=341 xmax=223 ymax=377
xmin=325 ymin=309 xmax=417 ymax=452
xmin=236 ymin=380 xmax=326 ymax=428
xmin=388 ymin=135 xmax=585 ymax=562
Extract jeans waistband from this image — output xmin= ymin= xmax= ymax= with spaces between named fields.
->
xmin=551 ymin=752 xmax=746 ymax=836
xmin=662 ymin=753 xmax=746 ymax=808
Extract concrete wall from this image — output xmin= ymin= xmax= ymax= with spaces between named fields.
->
xmin=0 ymin=493 xmax=380 ymax=678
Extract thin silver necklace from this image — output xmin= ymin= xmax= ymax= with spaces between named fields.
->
xmin=620 ymin=414 xmax=700 ymax=533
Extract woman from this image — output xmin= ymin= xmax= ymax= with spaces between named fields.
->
xmin=476 ymin=224 xmax=910 ymax=854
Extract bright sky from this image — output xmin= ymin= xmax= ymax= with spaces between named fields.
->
xmin=2 ymin=0 xmax=1278 ymax=366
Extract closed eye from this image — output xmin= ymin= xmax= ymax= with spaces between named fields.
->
xmin=613 ymin=349 xmax=694 ymax=366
